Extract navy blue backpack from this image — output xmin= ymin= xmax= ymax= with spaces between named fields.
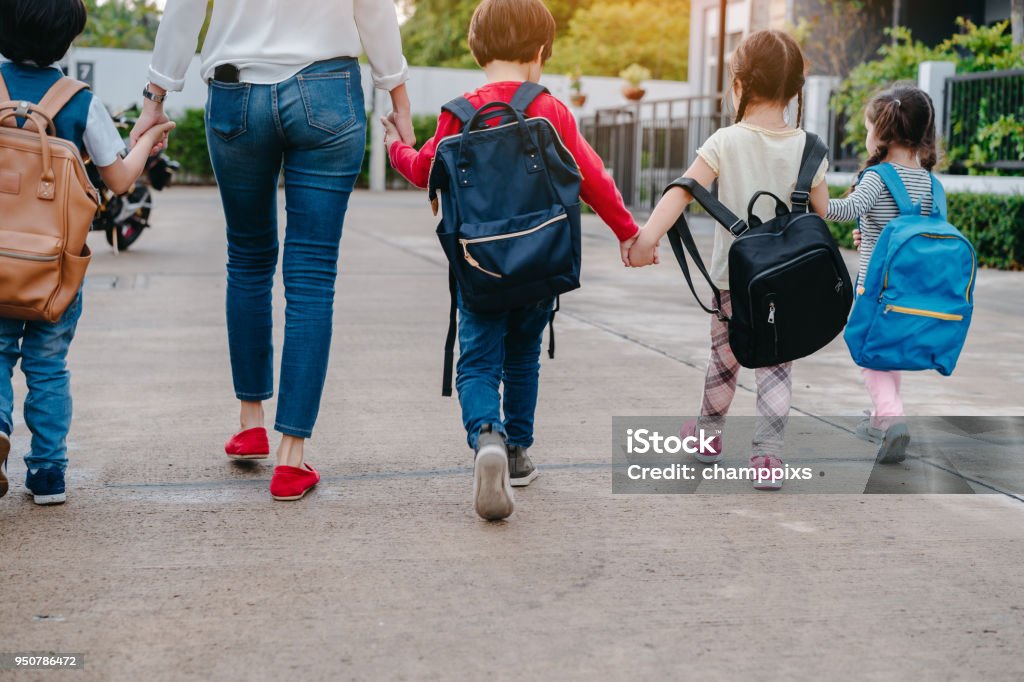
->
xmin=427 ymin=82 xmax=583 ymax=395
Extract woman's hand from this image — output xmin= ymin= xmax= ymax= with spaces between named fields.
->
xmin=853 ymin=228 xmax=862 ymax=249
xmin=130 ymin=84 xmax=171 ymax=155
xmin=389 ymin=84 xmax=416 ymax=146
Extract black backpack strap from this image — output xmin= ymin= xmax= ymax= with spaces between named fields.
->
xmin=547 ymin=296 xmax=559 ymax=359
xmin=442 ymin=267 xmax=458 ymax=397
xmin=509 ymin=82 xmax=549 ymax=115
xmin=666 ymin=177 xmax=747 ymax=237
xmin=792 ymin=132 xmax=829 ymax=213
xmin=441 ymin=96 xmax=477 ymax=127
xmin=663 ymin=178 xmax=736 ymax=321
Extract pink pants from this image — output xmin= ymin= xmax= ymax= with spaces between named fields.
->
xmin=862 ymin=369 xmax=904 ymax=429
xmin=696 ymin=292 xmax=792 ymax=458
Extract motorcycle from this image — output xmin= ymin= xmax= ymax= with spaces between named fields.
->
xmin=87 ymin=114 xmax=180 ymax=251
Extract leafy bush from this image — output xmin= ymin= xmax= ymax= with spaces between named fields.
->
xmin=827 ymin=185 xmax=1024 ymax=270
xmin=832 ymin=19 xmax=1024 ymax=175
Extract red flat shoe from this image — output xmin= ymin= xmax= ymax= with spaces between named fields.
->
xmin=270 ymin=463 xmax=320 ymax=501
xmin=225 ymin=427 xmax=270 ymax=460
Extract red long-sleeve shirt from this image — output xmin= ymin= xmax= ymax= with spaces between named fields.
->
xmin=388 ymin=81 xmax=639 ymax=242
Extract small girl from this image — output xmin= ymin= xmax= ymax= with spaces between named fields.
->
xmin=825 ymin=84 xmax=939 ymax=463
xmin=629 ymin=30 xmax=829 ymax=490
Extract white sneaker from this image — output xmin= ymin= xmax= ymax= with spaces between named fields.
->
xmin=473 ymin=425 xmax=514 ymax=520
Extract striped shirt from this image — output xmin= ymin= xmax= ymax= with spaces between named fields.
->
xmin=826 ymin=164 xmax=933 ymax=286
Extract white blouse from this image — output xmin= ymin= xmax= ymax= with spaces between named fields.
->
xmin=148 ymin=0 xmax=409 ymax=91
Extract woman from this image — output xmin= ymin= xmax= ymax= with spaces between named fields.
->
xmin=132 ymin=0 xmax=414 ymax=501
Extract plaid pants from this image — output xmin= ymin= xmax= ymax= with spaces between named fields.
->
xmin=696 ymin=291 xmax=792 ymax=458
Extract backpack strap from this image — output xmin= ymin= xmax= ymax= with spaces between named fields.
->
xmin=930 ymin=174 xmax=948 ymax=220
xmin=865 ymin=163 xmax=917 ymax=216
xmin=509 ymin=82 xmax=549 ymax=115
xmin=441 ymin=267 xmax=459 ymax=397
xmin=441 ymin=96 xmax=478 ymax=127
xmin=663 ymin=178 xmax=739 ymax=321
xmin=36 ymin=77 xmax=89 ymax=121
xmin=792 ymin=132 xmax=829 ymax=213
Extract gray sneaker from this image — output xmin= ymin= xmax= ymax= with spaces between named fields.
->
xmin=855 ymin=417 xmax=884 ymax=444
xmin=876 ymin=422 xmax=911 ymax=464
xmin=0 ymin=432 xmax=9 ymax=498
xmin=508 ymin=445 xmax=539 ymax=487
xmin=473 ymin=425 xmax=514 ymax=520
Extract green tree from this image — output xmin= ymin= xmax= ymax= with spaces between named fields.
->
xmin=547 ymin=0 xmax=688 ymax=80
xmin=400 ymin=0 xmax=479 ymax=69
xmin=400 ymin=0 xmax=686 ymax=79
xmin=78 ymin=0 xmax=162 ymax=50
xmin=832 ymin=20 xmax=1024 ymax=172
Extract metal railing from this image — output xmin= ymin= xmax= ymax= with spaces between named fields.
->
xmin=580 ymin=95 xmax=726 ymax=212
xmin=945 ymin=69 xmax=1024 ymax=173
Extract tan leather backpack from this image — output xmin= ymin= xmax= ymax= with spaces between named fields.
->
xmin=0 ymin=74 xmax=100 ymax=323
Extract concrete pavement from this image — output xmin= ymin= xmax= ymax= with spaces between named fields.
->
xmin=1 ymin=188 xmax=1023 ymax=681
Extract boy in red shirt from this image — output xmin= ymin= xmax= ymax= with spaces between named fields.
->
xmin=382 ymin=0 xmax=641 ymax=521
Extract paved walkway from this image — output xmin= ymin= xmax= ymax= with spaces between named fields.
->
xmin=2 ymin=188 xmax=1023 ymax=681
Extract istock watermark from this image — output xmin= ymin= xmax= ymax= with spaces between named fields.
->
xmin=611 ymin=416 xmax=1024 ymax=495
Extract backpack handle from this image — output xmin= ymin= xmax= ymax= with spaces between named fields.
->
xmin=0 ymin=106 xmax=57 ymax=201
xmin=746 ymin=191 xmax=790 ymax=228
xmin=455 ymin=101 xmax=544 ymax=187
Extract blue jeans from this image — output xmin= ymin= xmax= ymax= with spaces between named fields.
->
xmin=205 ymin=58 xmax=366 ymax=438
xmin=456 ymin=295 xmax=554 ymax=451
xmin=0 ymin=291 xmax=83 ymax=472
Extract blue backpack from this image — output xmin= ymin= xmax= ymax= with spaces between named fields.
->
xmin=843 ymin=164 xmax=976 ymax=375
xmin=428 ymin=82 xmax=583 ymax=395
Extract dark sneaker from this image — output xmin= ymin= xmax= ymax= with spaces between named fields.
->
xmin=876 ymin=423 xmax=910 ymax=464
xmin=26 ymin=467 xmax=66 ymax=505
xmin=508 ymin=445 xmax=539 ymax=487
xmin=0 ymin=432 xmax=9 ymax=498
xmin=473 ymin=425 xmax=514 ymax=520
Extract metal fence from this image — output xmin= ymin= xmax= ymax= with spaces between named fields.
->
xmin=945 ymin=69 xmax=1024 ymax=173
xmin=580 ymin=95 xmax=726 ymax=212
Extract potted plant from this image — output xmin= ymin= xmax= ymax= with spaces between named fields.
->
xmin=569 ymin=67 xmax=587 ymax=108
xmin=620 ymin=63 xmax=651 ymax=101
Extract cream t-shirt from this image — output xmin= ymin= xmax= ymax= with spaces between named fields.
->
xmin=696 ymin=122 xmax=829 ymax=289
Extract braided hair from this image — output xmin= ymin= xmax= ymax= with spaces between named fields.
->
xmin=730 ymin=30 xmax=807 ymax=127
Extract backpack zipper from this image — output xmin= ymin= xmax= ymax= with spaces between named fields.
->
xmin=0 ymin=249 xmax=59 ymax=263
xmin=459 ymin=213 xmax=568 ymax=279
xmin=883 ymin=304 xmax=963 ymax=321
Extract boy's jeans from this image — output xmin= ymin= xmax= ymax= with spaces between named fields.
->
xmin=0 ymin=291 xmax=83 ymax=472
xmin=455 ymin=295 xmax=554 ymax=451
xmin=205 ymin=58 xmax=366 ymax=438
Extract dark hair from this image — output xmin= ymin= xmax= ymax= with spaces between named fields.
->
xmin=468 ymin=0 xmax=556 ymax=67
xmin=730 ymin=30 xmax=807 ymax=127
xmin=863 ymin=83 xmax=939 ymax=172
xmin=0 ymin=0 xmax=86 ymax=66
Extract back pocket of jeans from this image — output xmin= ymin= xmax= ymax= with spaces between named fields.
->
xmin=206 ymin=81 xmax=250 ymax=141
xmin=297 ymin=73 xmax=355 ymax=135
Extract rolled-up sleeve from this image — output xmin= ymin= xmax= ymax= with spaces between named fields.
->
xmin=148 ymin=0 xmax=209 ymax=92
xmin=353 ymin=0 xmax=410 ymax=91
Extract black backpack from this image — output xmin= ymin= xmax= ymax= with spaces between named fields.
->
xmin=665 ymin=133 xmax=853 ymax=368
xmin=427 ymin=82 xmax=583 ymax=395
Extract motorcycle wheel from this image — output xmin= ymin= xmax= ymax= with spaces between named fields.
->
xmin=105 ymin=185 xmax=152 ymax=251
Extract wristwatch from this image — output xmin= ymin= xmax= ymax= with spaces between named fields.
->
xmin=142 ymin=85 xmax=166 ymax=104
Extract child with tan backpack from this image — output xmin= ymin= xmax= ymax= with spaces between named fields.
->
xmin=0 ymin=0 xmax=174 ymax=504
